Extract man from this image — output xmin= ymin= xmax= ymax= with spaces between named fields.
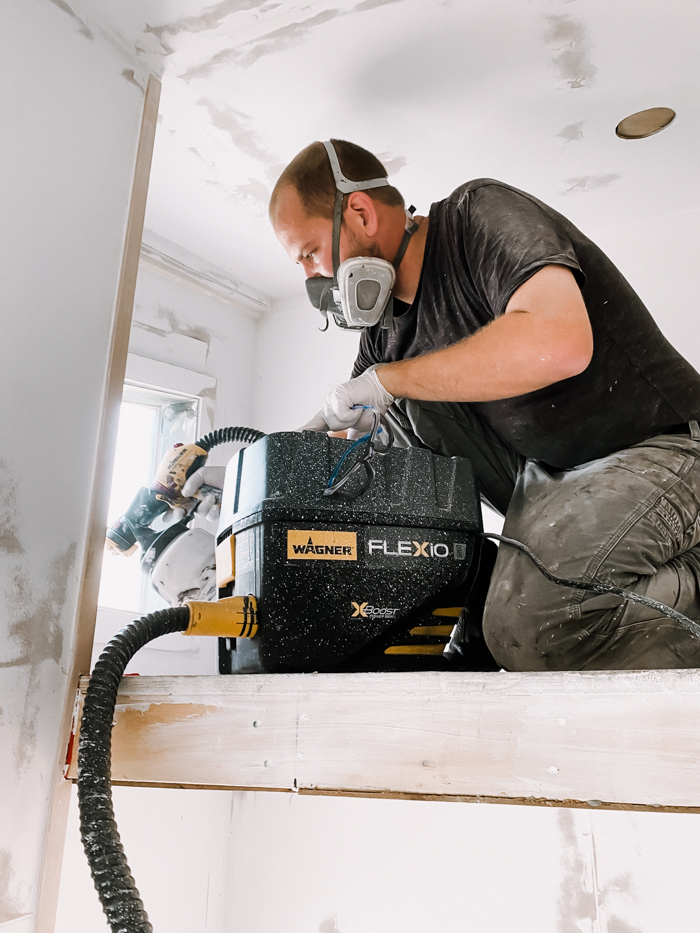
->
xmin=270 ymin=138 xmax=700 ymax=671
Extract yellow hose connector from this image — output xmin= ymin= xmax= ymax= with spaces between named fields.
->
xmin=184 ymin=596 xmax=258 ymax=639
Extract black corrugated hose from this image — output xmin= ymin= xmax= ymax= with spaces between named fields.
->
xmin=79 ymin=426 xmax=266 ymax=932
xmin=77 ymin=608 xmax=190 ymax=933
xmin=196 ymin=425 xmax=265 ymax=452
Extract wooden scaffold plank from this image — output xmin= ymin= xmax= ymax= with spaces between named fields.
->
xmin=65 ymin=669 xmax=700 ymax=812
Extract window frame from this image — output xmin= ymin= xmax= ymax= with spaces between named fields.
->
xmin=93 ymin=354 xmax=217 ymax=649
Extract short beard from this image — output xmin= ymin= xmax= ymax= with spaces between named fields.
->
xmin=342 ymin=223 xmax=384 ymax=261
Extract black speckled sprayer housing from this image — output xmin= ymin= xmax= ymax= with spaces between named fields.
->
xmin=216 ymin=432 xmax=492 ymax=673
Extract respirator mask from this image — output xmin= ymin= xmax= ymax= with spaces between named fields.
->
xmin=305 ymin=140 xmax=418 ymax=331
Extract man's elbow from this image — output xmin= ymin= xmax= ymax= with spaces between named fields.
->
xmin=556 ymin=332 xmax=594 ymax=380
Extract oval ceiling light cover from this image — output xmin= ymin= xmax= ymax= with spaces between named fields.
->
xmin=616 ymin=107 xmax=676 ymax=139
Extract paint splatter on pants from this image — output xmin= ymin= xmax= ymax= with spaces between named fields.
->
xmin=387 ymin=400 xmax=700 ymax=671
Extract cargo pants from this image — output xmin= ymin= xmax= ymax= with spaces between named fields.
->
xmin=386 ymin=399 xmax=700 ymax=671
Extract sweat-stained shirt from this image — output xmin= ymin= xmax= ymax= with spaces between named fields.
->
xmin=351 ymin=179 xmax=700 ymax=469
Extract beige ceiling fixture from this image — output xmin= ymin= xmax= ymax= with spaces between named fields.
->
xmin=616 ymin=107 xmax=676 ymax=139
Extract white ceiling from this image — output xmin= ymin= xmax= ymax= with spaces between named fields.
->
xmin=74 ymin=0 xmax=700 ymax=300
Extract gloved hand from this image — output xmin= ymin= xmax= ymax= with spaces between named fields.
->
xmin=297 ymin=366 xmax=395 ymax=434
xmin=180 ymin=465 xmax=227 ymax=523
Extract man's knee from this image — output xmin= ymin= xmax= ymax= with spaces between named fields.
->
xmin=482 ymin=569 xmax=566 ymax=671
xmin=482 ymin=549 xmax=599 ymax=671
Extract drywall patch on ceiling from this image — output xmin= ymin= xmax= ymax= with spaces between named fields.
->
xmin=353 ymin=0 xmax=408 ymax=11
xmin=319 ymin=915 xmax=344 ymax=933
xmin=196 ymin=98 xmax=283 ymax=176
xmin=557 ymin=121 xmax=584 ymax=143
xmin=144 ymin=0 xmax=270 ymax=53
xmin=180 ymin=46 xmax=241 ymax=82
xmin=112 ymin=0 xmax=700 ymax=298
xmin=234 ymin=178 xmax=271 ymax=204
xmin=169 ymin=0 xmax=270 ymax=31
xmin=543 ymin=13 xmax=596 ymax=89
xmin=376 ymin=151 xmax=408 ymax=176
xmin=122 ymin=68 xmax=145 ymax=92
xmin=47 ymin=0 xmax=94 ymax=39
xmin=239 ymin=9 xmax=345 ymax=67
xmin=188 ymin=146 xmax=216 ymax=169
xmin=564 ymin=173 xmax=620 ymax=194
xmin=172 ymin=0 xmax=411 ymax=81
xmin=606 ymin=915 xmax=643 ymax=933
xmin=181 ymin=8 xmax=342 ymax=80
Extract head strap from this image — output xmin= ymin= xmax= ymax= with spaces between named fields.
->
xmin=392 ymin=205 xmax=419 ymax=268
xmin=323 ymin=140 xmax=392 ymax=283
xmin=322 ymin=140 xmax=391 ymax=195
xmin=321 ymin=141 xmax=417 ymax=331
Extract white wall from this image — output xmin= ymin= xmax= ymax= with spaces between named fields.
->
xmin=56 ymin=785 xmax=232 ymax=933
xmin=253 ymin=293 xmax=361 ymax=434
xmin=0 ymin=2 xmax=149 ymax=928
xmin=55 ymin=259 xmax=261 ymax=933
xmin=224 ymin=793 xmax=700 ymax=933
xmin=130 ymin=263 xmax=259 ymax=466
xmin=89 ymin=262 xmax=260 ymax=676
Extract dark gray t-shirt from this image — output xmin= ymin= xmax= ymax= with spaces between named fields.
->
xmin=352 ymin=179 xmax=700 ymax=469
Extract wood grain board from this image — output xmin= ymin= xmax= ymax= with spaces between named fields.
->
xmin=65 ymin=669 xmax=700 ymax=812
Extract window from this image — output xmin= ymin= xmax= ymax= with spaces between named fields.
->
xmin=98 ymin=383 xmax=200 ymax=614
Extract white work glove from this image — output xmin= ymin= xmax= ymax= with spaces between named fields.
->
xmin=180 ymin=465 xmax=227 ymax=523
xmin=298 ymin=366 xmax=395 ymax=435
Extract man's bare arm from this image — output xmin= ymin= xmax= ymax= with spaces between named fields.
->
xmin=377 ymin=265 xmax=593 ymax=402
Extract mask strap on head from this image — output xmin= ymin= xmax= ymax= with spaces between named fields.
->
xmin=322 ymin=140 xmax=391 ymax=285
xmin=393 ymin=205 xmax=419 ymax=268
xmin=320 ymin=141 xmax=418 ymax=332
xmin=379 ymin=206 xmax=419 ymax=331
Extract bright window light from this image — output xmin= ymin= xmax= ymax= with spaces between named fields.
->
xmin=98 ymin=384 xmax=199 ymax=614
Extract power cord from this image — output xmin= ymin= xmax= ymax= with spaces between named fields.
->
xmin=482 ymin=532 xmax=700 ymax=638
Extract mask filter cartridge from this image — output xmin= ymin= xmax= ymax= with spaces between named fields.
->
xmin=336 ymin=257 xmax=396 ymax=328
